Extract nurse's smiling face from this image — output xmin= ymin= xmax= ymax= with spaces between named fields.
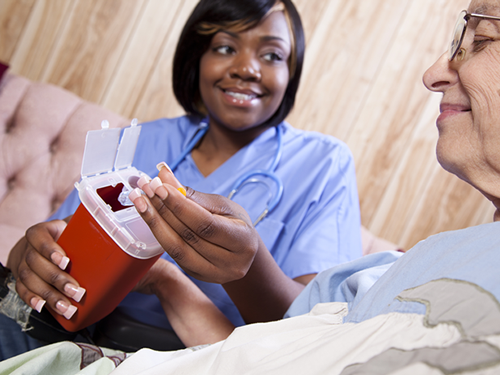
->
xmin=199 ymin=11 xmax=291 ymax=134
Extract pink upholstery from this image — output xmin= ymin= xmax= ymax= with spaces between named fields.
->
xmin=0 ymin=73 xmax=129 ymax=264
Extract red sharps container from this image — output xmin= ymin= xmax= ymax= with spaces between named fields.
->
xmin=51 ymin=120 xmax=163 ymax=332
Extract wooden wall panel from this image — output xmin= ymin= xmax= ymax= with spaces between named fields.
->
xmin=9 ymin=0 xmax=73 ymax=81
xmin=0 ymin=0 xmax=492 ymax=251
xmin=0 ymin=0 xmax=35 ymax=63
xmin=42 ymin=0 xmax=146 ymax=103
xmin=101 ymin=0 xmax=185 ymax=118
xmin=132 ymin=0 xmax=199 ymax=122
xmin=288 ymin=0 xmax=408 ymax=140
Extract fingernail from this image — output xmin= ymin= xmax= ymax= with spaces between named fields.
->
xmin=30 ymin=297 xmax=46 ymax=313
xmin=177 ymin=187 xmax=187 ymax=197
xmin=155 ymin=185 xmax=168 ymax=200
xmin=56 ymin=300 xmax=78 ymax=320
xmin=137 ymin=175 xmax=151 ymax=189
xmin=64 ymin=283 xmax=86 ymax=303
xmin=150 ymin=177 xmax=163 ymax=191
xmin=51 ymin=252 xmax=70 ymax=270
xmin=128 ymin=188 xmax=142 ymax=202
xmin=134 ymin=196 xmax=148 ymax=213
xmin=137 ymin=176 xmax=155 ymax=198
xmin=156 ymin=162 xmax=173 ymax=173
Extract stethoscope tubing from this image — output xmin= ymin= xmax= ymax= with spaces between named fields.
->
xmin=169 ymin=120 xmax=284 ymax=226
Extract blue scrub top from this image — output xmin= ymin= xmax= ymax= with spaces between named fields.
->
xmin=50 ymin=115 xmax=362 ymax=328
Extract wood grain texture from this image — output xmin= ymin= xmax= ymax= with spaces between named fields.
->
xmin=0 ymin=0 xmax=35 ymax=63
xmin=0 ymin=0 xmax=491 ymax=250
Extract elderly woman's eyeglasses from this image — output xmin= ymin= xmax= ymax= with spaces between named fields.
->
xmin=450 ymin=10 xmax=500 ymax=61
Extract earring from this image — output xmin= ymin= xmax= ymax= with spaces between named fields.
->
xmin=457 ymin=48 xmax=466 ymax=61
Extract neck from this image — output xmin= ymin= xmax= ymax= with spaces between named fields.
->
xmin=191 ymin=120 xmax=273 ymax=177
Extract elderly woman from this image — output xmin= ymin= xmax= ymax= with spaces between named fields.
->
xmin=2 ymin=0 xmax=500 ymax=373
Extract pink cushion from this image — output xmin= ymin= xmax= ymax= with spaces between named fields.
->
xmin=0 ymin=73 xmax=129 ymax=264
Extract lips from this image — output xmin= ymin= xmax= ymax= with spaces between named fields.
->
xmin=437 ymin=103 xmax=471 ymax=125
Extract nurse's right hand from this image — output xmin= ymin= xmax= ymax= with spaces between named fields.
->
xmin=6 ymin=220 xmax=85 ymax=319
xmin=130 ymin=164 xmax=259 ymax=285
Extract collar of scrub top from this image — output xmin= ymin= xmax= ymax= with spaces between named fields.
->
xmin=169 ymin=119 xmax=284 ymax=226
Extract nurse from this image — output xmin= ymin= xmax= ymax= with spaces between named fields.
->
xmin=4 ymin=0 xmax=361 ymax=354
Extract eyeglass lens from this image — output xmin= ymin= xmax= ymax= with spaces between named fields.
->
xmin=449 ymin=10 xmax=468 ymax=61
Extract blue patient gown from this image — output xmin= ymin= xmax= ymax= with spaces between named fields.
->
xmin=286 ymin=221 xmax=500 ymax=323
xmin=50 ymin=115 xmax=362 ymax=328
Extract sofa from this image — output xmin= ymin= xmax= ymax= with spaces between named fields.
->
xmin=0 ymin=69 xmax=398 ymax=265
xmin=0 ymin=71 xmax=129 ymax=265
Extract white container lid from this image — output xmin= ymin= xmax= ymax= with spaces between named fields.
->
xmin=81 ymin=119 xmax=141 ymax=177
xmin=76 ymin=120 xmax=163 ymax=259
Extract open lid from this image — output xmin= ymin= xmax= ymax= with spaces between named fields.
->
xmin=81 ymin=119 xmax=141 ymax=178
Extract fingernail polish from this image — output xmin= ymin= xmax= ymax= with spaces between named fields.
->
xmin=134 ymin=196 xmax=148 ymax=213
xmin=56 ymin=300 xmax=78 ymax=320
xmin=150 ymin=177 xmax=163 ymax=191
xmin=137 ymin=175 xmax=151 ymax=189
xmin=128 ymin=188 xmax=142 ymax=202
xmin=51 ymin=252 xmax=70 ymax=270
xmin=30 ymin=297 xmax=46 ymax=313
xmin=156 ymin=162 xmax=173 ymax=173
xmin=64 ymin=283 xmax=86 ymax=303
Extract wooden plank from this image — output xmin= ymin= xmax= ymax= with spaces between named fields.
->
xmin=293 ymin=0 xmax=333 ymax=46
xmin=9 ymin=0 xmax=74 ymax=81
xmin=0 ymin=0 xmax=35 ymax=63
xmin=41 ymin=0 xmax=145 ymax=103
xmin=368 ymin=94 xmax=443 ymax=246
xmin=101 ymin=0 xmax=184 ymax=119
xmin=287 ymin=0 xmax=409 ymax=141
xmin=347 ymin=0 xmax=469 ymax=230
xmin=132 ymin=0 xmax=199 ymax=122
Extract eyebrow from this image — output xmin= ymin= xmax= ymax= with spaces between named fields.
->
xmin=219 ymin=30 xmax=289 ymax=44
xmin=472 ymin=4 xmax=500 ymax=15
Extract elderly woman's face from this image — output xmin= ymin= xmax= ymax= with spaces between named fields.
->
xmin=423 ymin=0 xmax=500 ymax=195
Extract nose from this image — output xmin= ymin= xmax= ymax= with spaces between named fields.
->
xmin=423 ymin=52 xmax=458 ymax=93
xmin=229 ymin=52 xmax=262 ymax=81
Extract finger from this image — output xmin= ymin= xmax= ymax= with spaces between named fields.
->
xmin=23 ymin=222 xmax=86 ymax=302
xmin=137 ymin=174 xmax=154 ymax=198
xmin=150 ymin=185 xmax=257 ymax=279
xmin=155 ymin=183 xmax=256 ymax=251
xmin=130 ymin=188 xmax=224 ymax=281
xmin=156 ymin=162 xmax=186 ymax=196
xmin=16 ymin=261 xmax=78 ymax=319
xmin=25 ymin=221 xmax=70 ymax=271
xmin=185 ymin=187 xmax=253 ymax=227
xmin=21 ymin=245 xmax=85 ymax=300
xmin=131 ymin=186 xmax=253 ymax=283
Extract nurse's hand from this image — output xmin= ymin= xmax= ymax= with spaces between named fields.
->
xmin=6 ymin=219 xmax=85 ymax=320
xmin=129 ymin=164 xmax=259 ymax=284
xmin=130 ymin=162 xmax=305 ymax=324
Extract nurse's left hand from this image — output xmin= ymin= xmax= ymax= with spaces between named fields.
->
xmin=129 ymin=163 xmax=259 ymax=284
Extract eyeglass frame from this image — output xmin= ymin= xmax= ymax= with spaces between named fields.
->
xmin=449 ymin=10 xmax=500 ymax=61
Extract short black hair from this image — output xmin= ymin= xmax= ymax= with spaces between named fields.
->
xmin=172 ymin=0 xmax=305 ymax=128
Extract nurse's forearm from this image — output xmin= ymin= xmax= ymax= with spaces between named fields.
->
xmin=223 ymin=237 xmax=305 ymax=324
xmin=151 ymin=262 xmax=235 ymax=347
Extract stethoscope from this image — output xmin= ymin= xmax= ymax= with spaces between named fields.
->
xmin=169 ymin=121 xmax=284 ymax=226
